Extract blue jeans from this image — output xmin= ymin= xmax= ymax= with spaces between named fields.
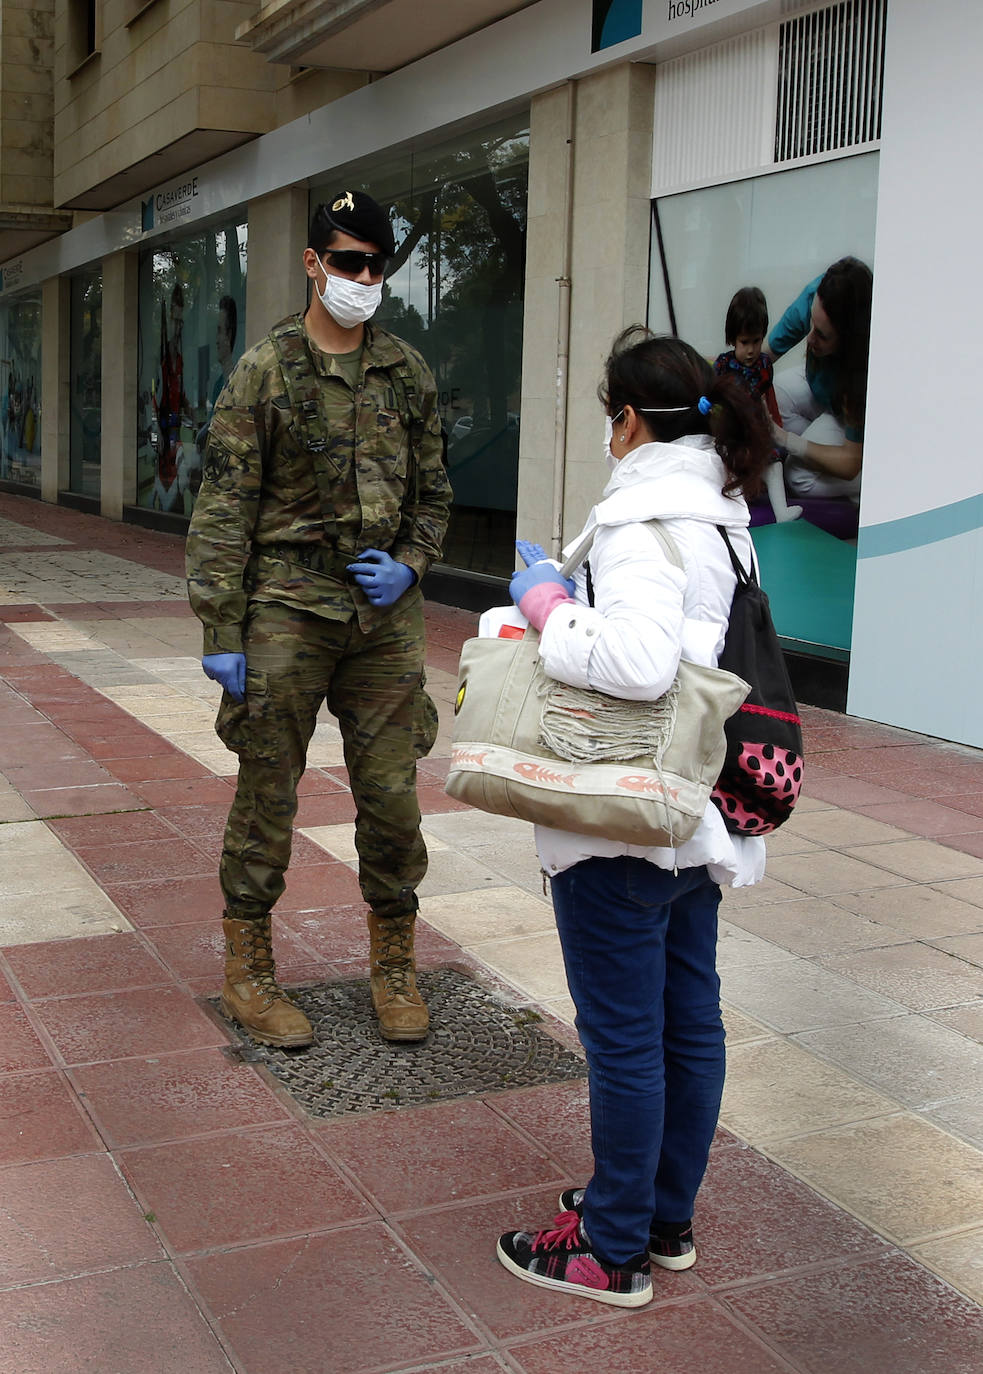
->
xmin=550 ymin=856 xmax=725 ymax=1264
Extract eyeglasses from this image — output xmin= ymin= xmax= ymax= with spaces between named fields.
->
xmin=324 ymin=250 xmax=388 ymax=278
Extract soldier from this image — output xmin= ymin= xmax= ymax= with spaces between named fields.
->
xmin=186 ymin=191 xmax=451 ymax=1047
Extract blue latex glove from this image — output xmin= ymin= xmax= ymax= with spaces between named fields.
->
xmin=346 ymin=548 xmax=417 ymax=607
xmin=516 ymin=538 xmax=549 ymax=567
xmin=509 ymin=560 xmax=575 ymax=607
xmin=202 ymin=652 xmax=246 ymax=702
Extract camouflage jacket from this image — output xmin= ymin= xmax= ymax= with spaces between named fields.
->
xmin=186 ymin=314 xmax=452 ymax=654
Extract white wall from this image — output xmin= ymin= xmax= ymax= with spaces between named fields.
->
xmin=848 ymin=0 xmax=983 ymax=744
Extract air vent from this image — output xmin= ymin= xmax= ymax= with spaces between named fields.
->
xmin=775 ymin=0 xmax=886 ymax=163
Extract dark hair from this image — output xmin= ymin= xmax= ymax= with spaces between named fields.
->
xmin=725 ymin=286 xmax=768 ymax=345
xmin=599 ymin=327 xmax=772 ymax=499
xmin=815 ymin=256 xmax=873 ymax=429
xmin=218 ymin=294 xmax=237 ymax=350
xmin=308 ymin=204 xmax=343 ymax=258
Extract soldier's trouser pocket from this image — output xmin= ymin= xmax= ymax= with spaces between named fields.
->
xmin=413 ymin=671 xmax=439 ymax=759
xmin=214 ymin=670 xmax=281 ymax=766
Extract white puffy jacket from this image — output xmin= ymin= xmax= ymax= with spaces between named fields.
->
xmin=535 ymin=435 xmax=767 ymax=888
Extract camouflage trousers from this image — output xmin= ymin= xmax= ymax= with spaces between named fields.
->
xmin=215 ymin=591 xmax=438 ymax=921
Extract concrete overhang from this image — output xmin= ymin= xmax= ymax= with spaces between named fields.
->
xmin=236 ymin=0 xmax=538 ymax=71
xmin=58 ymin=129 xmax=256 ymax=212
xmin=0 ymin=207 xmax=74 ymax=263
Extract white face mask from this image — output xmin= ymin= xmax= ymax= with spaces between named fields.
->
xmin=314 ymin=262 xmax=383 ymax=329
xmin=603 ymin=412 xmax=623 ymax=472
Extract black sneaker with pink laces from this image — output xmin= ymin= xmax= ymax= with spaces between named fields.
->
xmin=557 ymin=1187 xmax=697 ymax=1272
xmin=497 ymin=1208 xmax=652 ymax=1307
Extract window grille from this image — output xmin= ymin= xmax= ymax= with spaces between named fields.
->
xmin=775 ymin=0 xmax=887 ymax=162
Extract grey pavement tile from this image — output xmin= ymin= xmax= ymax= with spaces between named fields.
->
xmin=911 ymin=1227 xmax=983 ymax=1306
xmin=925 ymin=1003 xmax=983 ymax=1043
xmin=783 ymin=808 xmax=913 ymax=847
xmin=934 ymin=876 xmax=983 ymax=909
xmin=842 ymin=839 xmax=983 ymax=883
xmin=725 ymin=895 xmax=913 ymax=959
xmin=411 ymin=810 xmax=534 ymax=847
xmin=834 ymin=884 xmax=983 ymax=939
xmin=417 ymin=849 xmax=514 ymax=898
xmin=922 ymin=1096 xmax=983 ymax=1151
xmin=720 ymin=1036 xmax=899 ymax=1143
xmin=464 ymin=841 xmax=547 ymax=896
xmin=719 ymin=876 xmax=806 ymax=908
xmin=793 ymin=1013 xmax=983 ymax=1109
xmin=715 ymin=920 xmax=796 ymax=969
xmin=816 ymin=942 xmax=983 ymax=1012
xmin=767 ymin=1112 xmax=983 ymax=1245
xmin=764 ymin=849 xmax=908 ymax=895
xmin=929 ymin=933 xmax=983 ymax=969
xmin=719 ymin=957 xmax=909 ymax=1033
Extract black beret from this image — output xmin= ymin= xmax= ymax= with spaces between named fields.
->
xmin=319 ymin=190 xmax=395 ymax=257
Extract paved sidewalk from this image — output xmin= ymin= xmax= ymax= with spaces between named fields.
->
xmin=1 ymin=490 xmax=982 ymax=1373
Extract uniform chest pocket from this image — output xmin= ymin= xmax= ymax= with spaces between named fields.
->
xmin=365 ymin=408 xmax=411 ymax=479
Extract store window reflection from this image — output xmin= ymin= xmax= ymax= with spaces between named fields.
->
xmin=649 ymin=152 xmax=878 ymax=658
xmin=312 ymin=113 xmax=529 ymax=577
xmin=0 ymin=291 xmax=42 ymax=489
xmin=69 ymin=268 xmax=102 ymax=497
xmin=136 ymin=218 xmax=247 ymax=514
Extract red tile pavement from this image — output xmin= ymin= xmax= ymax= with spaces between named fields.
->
xmin=68 ymin=1048 xmax=295 ymax=1148
xmin=2 ymin=490 xmax=983 ymax=1372
xmin=0 ymin=1154 xmax=163 ymax=1286
xmin=314 ymin=1096 xmax=565 ymax=1212
xmin=0 ymin=1069 xmax=102 ymax=1165
xmin=0 ymin=1005 xmax=57 ymax=1073
xmin=124 ymin=775 xmax=236 ymax=806
xmin=725 ymin=1252 xmax=983 ymax=1374
xmin=3 ymin=931 xmax=171 ymax=999
xmin=505 ymin=1301 xmax=798 ymax=1374
xmin=143 ymin=920 xmax=313 ymax=985
xmin=100 ymin=874 xmax=226 ymax=927
xmin=0 ymin=606 xmax=55 ymax=622
xmin=102 ymin=752 xmax=215 ymax=783
xmin=0 ymin=1264 xmax=235 ymax=1374
xmin=73 ymin=837 xmax=215 ymax=884
xmin=46 ymin=810 xmax=181 ymax=847
xmin=31 ymin=986 xmax=228 ymax=1064
xmin=119 ymin=1124 xmax=374 ymax=1254
xmin=20 ymin=782 xmax=145 ymax=818
xmin=185 ymin=1225 xmax=482 ymax=1372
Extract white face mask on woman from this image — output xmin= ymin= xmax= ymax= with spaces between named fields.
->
xmin=314 ymin=262 xmax=383 ymax=329
xmin=603 ymin=412 xmax=624 ymax=472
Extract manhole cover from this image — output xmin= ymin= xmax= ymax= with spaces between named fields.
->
xmin=214 ymin=966 xmax=586 ymax=1118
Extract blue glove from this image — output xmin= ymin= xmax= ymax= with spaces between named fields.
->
xmin=516 ymin=538 xmax=549 ymax=567
xmin=509 ymin=560 xmax=575 ymax=607
xmin=202 ymin=652 xmax=246 ymax=702
xmin=346 ymin=548 xmax=417 ymax=607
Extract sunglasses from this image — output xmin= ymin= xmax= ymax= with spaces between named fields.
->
xmin=324 ymin=250 xmax=388 ymax=277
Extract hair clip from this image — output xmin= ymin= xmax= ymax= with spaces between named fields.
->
xmin=697 ymin=396 xmax=712 ymax=416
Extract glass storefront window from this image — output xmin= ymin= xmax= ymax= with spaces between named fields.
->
xmin=649 ymin=152 xmax=879 ymax=658
xmin=136 ymin=218 xmax=247 ymax=513
xmin=312 ymin=113 xmax=529 ymax=578
xmin=0 ymin=290 xmax=42 ymax=489
xmin=70 ymin=268 xmax=102 ymax=497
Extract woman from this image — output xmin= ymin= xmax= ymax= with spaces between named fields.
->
xmin=766 ymin=256 xmax=873 ymax=502
xmin=496 ymin=329 xmax=772 ymax=1308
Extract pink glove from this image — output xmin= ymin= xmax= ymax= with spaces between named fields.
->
xmin=517 ymin=581 xmax=574 ymax=632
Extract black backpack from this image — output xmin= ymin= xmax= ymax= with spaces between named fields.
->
xmin=711 ymin=527 xmax=804 ymax=835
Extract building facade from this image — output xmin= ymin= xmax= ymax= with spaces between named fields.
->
xmin=0 ymin=0 xmax=979 ymax=748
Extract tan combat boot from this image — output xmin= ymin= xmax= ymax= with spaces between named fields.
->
xmin=221 ymin=914 xmax=313 ymax=1048
xmin=367 ymin=911 xmax=429 ymax=1042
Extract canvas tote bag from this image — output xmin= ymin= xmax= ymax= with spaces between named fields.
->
xmin=445 ymin=523 xmax=750 ymax=848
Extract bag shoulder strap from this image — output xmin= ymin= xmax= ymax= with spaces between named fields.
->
xmin=559 ymin=517 xmax=685 ymax=583
xmin=716 ymin=524 xmax=758 ymax=588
